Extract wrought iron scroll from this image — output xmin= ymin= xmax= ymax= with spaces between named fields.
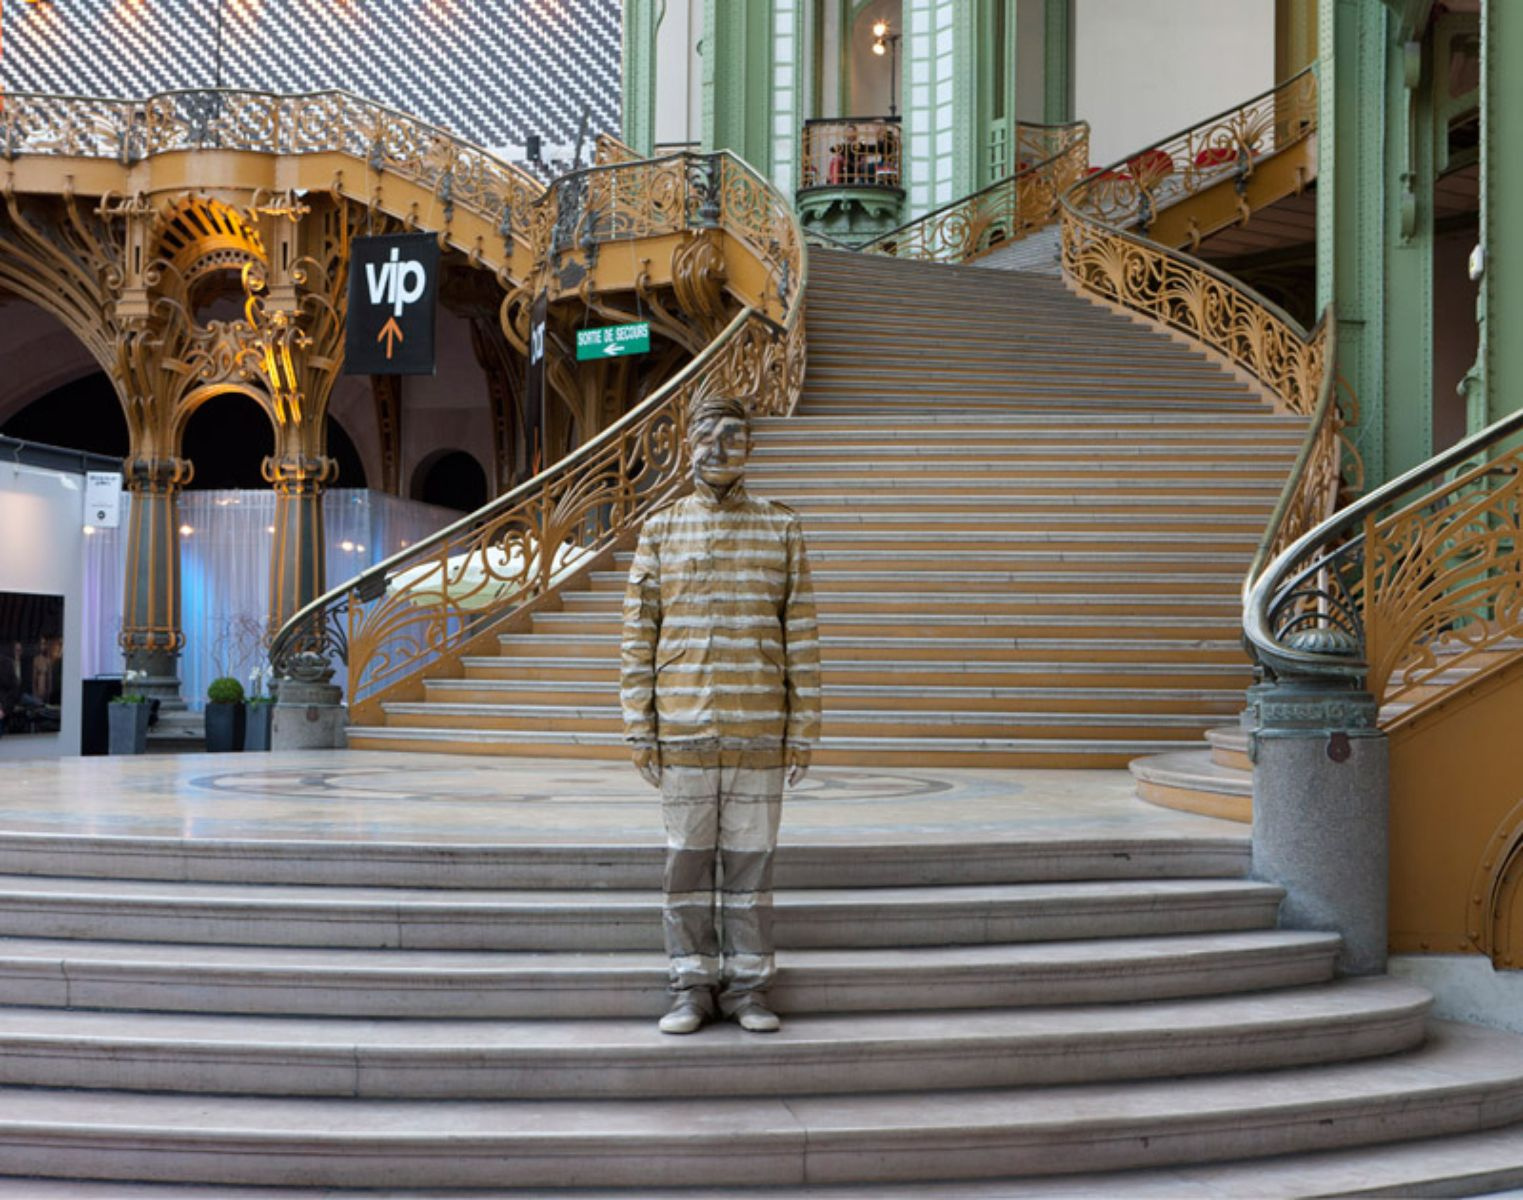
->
xmin=1246 ymin=409 xmax=1523 ymax=724
xmin=857 ymin=121 xmax=1088 ymax=265
xmin=1060 ymin=68 xmax=1322 ymax=414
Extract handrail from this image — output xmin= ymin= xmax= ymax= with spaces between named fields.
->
xmin=1060 ymin=68 xmax=1323 ymax=414
xmin=856 ymin=120 xmax=1089 ymax=264
xmin=1245 ymin=408 xmax=1523 ymax=717
xmin=1241 ymin=309 xmax=1363 ymax=602
xmin=268 ymin=145 xmax=808 ymax=716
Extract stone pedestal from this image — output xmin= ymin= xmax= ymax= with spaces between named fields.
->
xmin=271 ymin=677 xmax=348 ymax=751
xmin=1251 ymin=675 xmax=1388 ymax=975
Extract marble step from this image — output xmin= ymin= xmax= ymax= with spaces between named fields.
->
xmin=605 ymin=549 xmax=1251 ymax=571
xmin=584 ymin=568 xmax=1249 ymax=592
xmin=1 ymin=1021 xmax=1519 ymax=1189
xmin=745 ymin=459 xmax=1288 ymax=477
xmin=796 ymin=399 xmax=1264 ymax=415
xmin=426 ymin=678 xmax=1248 ymax=714
xmin=1131 ymin=749 xmax=1255 ymax=824
xmin=0 ymin=830 xmax=1248 ymax=890
xmin=562 ymin=588 xmax=1245 ymax=613
xmin=530 ymin=612 xmax=1245 ymax=638
xmin=756 ymin=412 xmax=1300 ymax=428
xmin=0 ymin=929 xmax=1335 ymax=1018
xmin=0 ymin=875 xmax=1286 ymax=950
xmin=0 ymin=979 xmax=1428 ymax=1099
xmin=753 ymin=425 xmax=1302 ymax=445
xmin=351 ymin=726 xmax=1220 ymax=768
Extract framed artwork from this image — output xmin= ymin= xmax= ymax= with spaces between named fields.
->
xmin=0 ymin=592 xmax=64 ymax=736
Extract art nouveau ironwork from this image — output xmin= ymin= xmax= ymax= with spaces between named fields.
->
xmin=1246 ymin=408 xmax=1523 ymax=722
xmin=856 ymin=121 xmax=1088 ymax=265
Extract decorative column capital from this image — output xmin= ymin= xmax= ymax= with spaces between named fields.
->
xmin=262 ymin=453 xmax=340 ymax=495
xmin=122 ymin=456 xmax=194 ymax=492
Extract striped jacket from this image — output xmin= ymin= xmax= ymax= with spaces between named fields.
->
xmin=621 ymin=481 xmax=821 ymax=750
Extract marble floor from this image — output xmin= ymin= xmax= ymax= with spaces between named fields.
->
xmin=0 ymin=751 xmax=1242 ymax=847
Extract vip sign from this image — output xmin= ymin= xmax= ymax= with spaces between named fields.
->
xmin=345 ymin=234 xmax=441 ymax=375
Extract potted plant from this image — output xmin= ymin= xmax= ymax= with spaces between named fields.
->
xmin=243 ymin=666 xmax=275 ymax=752
xmin=108 ymin=678 xmax=151 ymax=755
xmin=204 ymin=676 xmax=246 ymax=753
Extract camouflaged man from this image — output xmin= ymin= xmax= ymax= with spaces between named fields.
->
xmin=620 ymin=389 xmax=821 ymax=1035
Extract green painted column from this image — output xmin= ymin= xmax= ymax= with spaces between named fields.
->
xmin=1380 ymin=23 xmax=1437 ymax=474
xmin=1318 ymin=0 xmax=1390 ymax=485
xmin=702 ymin=0 xmax=775 ymax=173
xmin=1043 ymin=0 xmax=1072 ymax=125
xmin=622 ymin=0 xmax=658 ymax=155
xmin=1477 ymin=0 xmax=1523 ymax=427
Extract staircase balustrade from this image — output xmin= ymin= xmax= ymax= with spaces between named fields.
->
xmin=1060 ymin=68 xmax=1321 ymax=416
xmin=267 ymin=148 xmax=806 ymax=721
xmin=1245 ymin=408 xmax=1523 ymax=724
xmin=854 ymin=120 xmax=1089 ymax=264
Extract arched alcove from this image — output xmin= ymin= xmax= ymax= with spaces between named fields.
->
xmin=412 ymin=450 xmax=489 ymax=513
xmin=0 ymin=371 xmax=129 ymax=459
xmin=325 ymin=415 xmax=368 ymax=489
xmin=181 ymin=393 xmax=276 ymax=489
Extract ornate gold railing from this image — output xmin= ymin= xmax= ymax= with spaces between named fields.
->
xmin=1246 ymin=409 xmax=1523 ymax=722
xmin=799 ymin=117 xmax=903 ymax=191
xmin=0 ymin=87 xmax=544 ymax=253
xmin=1060 ymin=70 xmax=1323 ymax=415
xmin=595 ymin=133 xmax=642 ymax=166
xmin=1070 ymin=66 xmax=1316 ymax=237
xmin=268 ymin=149 xmax=806 ymax=719
xmin=858 ymin=121 xmax=1088 ymax=264
xmin=1244 ymin=311 xmax=1364 ymax=599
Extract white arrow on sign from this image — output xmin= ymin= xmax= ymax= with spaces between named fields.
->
xmin=603 ymin=343 xmax=626 ymax=356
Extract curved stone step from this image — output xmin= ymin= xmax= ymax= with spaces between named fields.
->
xmin=0 ymin=929 xmax=1328 ymax=1018
xmin=1130 ymin=749 xmax=1254 ymax=824
xmin=0 ymin=979 xmax=1428 ymax=1099
xmin=1 ymin=1022 xmax=1519 ymax=1189
xmin=0 ymin=875 xmax=1285 ymax=950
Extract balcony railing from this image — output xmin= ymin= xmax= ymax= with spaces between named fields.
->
xmin=799 ymin=117 xmax=902 ymax=192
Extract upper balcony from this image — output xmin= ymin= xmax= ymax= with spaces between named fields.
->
xmin=795 ymin=117 xmax=904 ymax=243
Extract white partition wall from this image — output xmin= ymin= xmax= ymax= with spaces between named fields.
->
xmin=0 ymin=462 xmax=85 ymax=759
xmin=1074 ymin=0 xmax=1275 ymax=167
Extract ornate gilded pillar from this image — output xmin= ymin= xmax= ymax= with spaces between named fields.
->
xmin=264 ymin=453 xmax=340 ymax=636
xmin=119 ymin=456 xmax=193 ymax=705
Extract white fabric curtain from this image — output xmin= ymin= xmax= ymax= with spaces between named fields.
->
xmin=81 ymin=489 xmax=457 ymax=708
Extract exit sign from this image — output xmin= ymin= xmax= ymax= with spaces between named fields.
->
xmin=576 ymin=322 xmax=651 ymax=361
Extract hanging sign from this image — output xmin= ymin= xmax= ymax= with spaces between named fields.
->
xmin=84 ymin=472 xmax=122 ymax=529
xmin=575 ymin=321 xmax=651 ymax=361
xmin=345 ymin=233 xmax=441 ymax=376
xmin=524 ymin=291 xmax=549 ymax=473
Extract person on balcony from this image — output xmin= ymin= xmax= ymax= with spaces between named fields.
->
xmin=620 ymin=388 xmax=821 ymax=1036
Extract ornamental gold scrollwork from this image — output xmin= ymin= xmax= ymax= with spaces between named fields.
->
xmin=857 ymin=121 xmax=1089 ymax=265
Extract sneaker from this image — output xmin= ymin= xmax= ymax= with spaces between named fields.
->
xmin=658 ymin=1000 xmax=709 ymax=1035
xmin=731 ymin=1000 xmax=781 ymax=1033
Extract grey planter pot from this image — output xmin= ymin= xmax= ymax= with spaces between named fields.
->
xmin=244 ymin=702 xmax=274 ymax=751
xmin=204 ymin=702 xmax=246 ymax=753
xmin=108 ymin=704 xmax=150 ymax=755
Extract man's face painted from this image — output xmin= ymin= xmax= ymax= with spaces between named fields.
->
xmin=690 ymin=414 xmax=751 ymax=488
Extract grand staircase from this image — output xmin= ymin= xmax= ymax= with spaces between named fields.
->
xmin=350 ymin=249 xmax=1304 ymax=765
xmin=5 ymin=774 xmax=1523 ymax=1193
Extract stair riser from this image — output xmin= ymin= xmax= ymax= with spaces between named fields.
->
xmin=528 ymin=620 xmax=1244 ymax=640
xmin=586 ymin=575 xmax=1244 ymax=595
xmin=6 ymin=1052 xmax=1515 ymax=1190
xmin=496 ymin=645 xmax=1247 ymax=664
xmin=383 ymin=711 xmax=1224 ymax=742
xmin=0 ymin=893 xmax=1284 ymax=951
xmin=0 ymin=942 xmax=1333 ymax=1020
xmin=563 ymin=595 xmax=1241 ymax=616
xmin=460 ymin=665 xmax=1252 ymax=689
xmin=426 ymin=688 xmax=1245 ymax=715
xmin=0 ymin=1008 xmax=1424 ymax=1100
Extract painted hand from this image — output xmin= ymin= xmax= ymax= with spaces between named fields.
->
xmin=632 ymin=746 xmax=662 ymax=788
xmin=786 ymin=744 xmax=811 ymax=788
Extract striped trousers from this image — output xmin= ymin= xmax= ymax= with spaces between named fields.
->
xmin=659 ymin=750 xmax=784 ymax=1013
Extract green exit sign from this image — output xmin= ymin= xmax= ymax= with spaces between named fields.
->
xmin=576 ymin=322 xmax=651 ymax=361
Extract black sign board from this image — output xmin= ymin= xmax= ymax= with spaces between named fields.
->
xmin=525 ymin=291 xmax=548 ymax=473
xmin=345 ymin=233 xmax=440 ymax=376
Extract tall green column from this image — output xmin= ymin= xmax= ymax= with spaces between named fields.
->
xmin=702 ymin=0 xmax=775 ymax=173
xmin=1477 ymin=0 xmax=1523 ymax=427
xmin=1380 ymin=15 xmax=1437 ymax=475
xmin=1043 ymin=0 xmax=1072 ymax=125
xmin=1318 ymin=0 xmax=1390 ymax=485
xmin=623 ymin=0 xmax=658 ymax=155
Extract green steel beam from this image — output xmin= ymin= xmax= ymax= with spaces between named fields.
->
xmin=1319 ymin=0 xmax=1391 ymax=485
xmin=1043 ymin=0 xmax=1072 ymax=125
xmin=622 ymin=0 xmax=658 ymax=155
xmin=702 ymin=0 xmax=774 ymax=171
xmin=1478 ymin=0 xmax=1523 ymax=426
